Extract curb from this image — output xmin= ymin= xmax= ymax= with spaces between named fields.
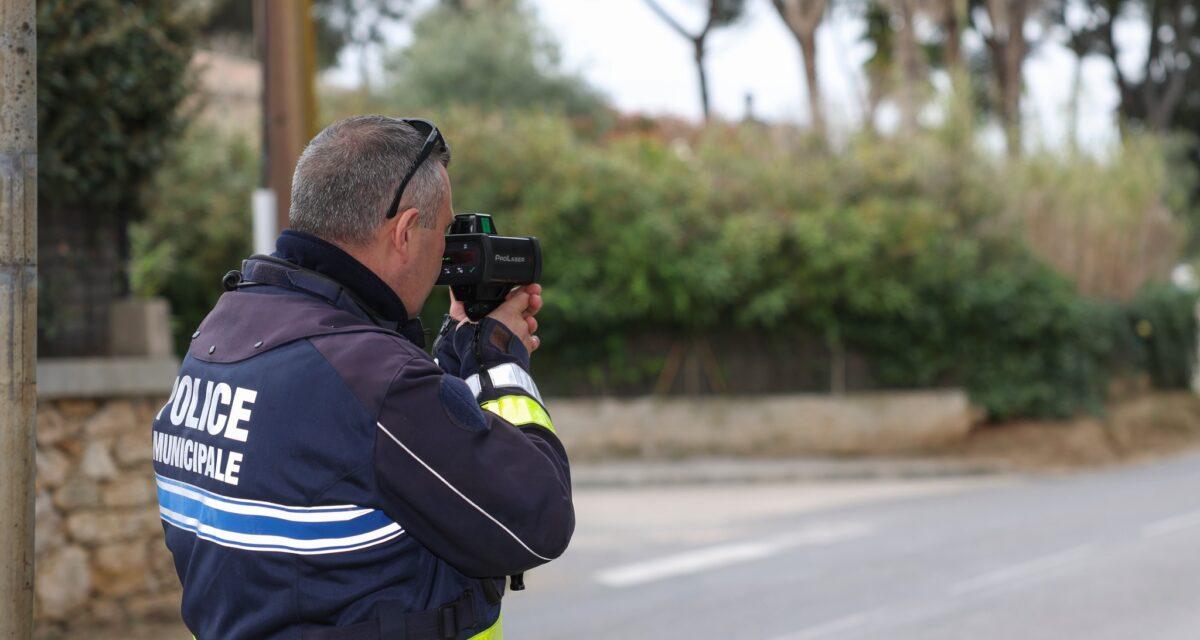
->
xmin=570 ymin=457 xmax=1011 ymax=488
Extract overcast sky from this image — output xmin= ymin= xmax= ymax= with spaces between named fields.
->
xmin=325 ymin=0 xmax=1149 ymax=154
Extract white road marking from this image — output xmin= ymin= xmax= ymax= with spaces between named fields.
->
xmin=950 ymin=544 xmax=1096 ymax=596
xmin=765 ymin=608 xmax=885 ymax=640
xmin=594 ymin=521 xmax=873 ymax=588
xmin=1141 ymin=510 xmax=1200 ymax=538
xmin=596 ymin=541 xmax=777 ymax=588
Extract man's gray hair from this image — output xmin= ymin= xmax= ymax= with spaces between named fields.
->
xmin=289 ymin=115 xmax=451 ymax=246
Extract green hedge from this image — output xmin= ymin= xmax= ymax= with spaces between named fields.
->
xmin=130 ymin=124 xmax=255 ymax=353
xmin=439 ymin=109 xmax=1193 ymax=417
xmin=38 ymin=0 xmax=197 ymax=217
xmin=134 ymin=109 xmax=1197 ymax=419
xmin=1127 ymin=283 xmax=1200 ymax=389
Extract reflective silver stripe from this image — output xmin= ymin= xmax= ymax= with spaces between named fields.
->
xmin=462 ymin=363 xmax=541 ymax=404
xmin=464 ymin=373 xmax=483 ymax=398
xmin=486 ymin=363 xmax=543 ymax=405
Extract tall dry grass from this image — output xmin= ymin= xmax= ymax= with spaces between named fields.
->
xmin=1002 ymin=137 xmax=1188 ymax=301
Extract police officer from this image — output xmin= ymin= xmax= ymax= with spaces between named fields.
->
xmin=151 ymin=115 xmax=573 ymax=639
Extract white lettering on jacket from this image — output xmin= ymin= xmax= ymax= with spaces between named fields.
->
xmin=166 ymin=375 xmax=257 ymax=444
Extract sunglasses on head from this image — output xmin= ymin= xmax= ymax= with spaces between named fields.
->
xmin=384 ymin=118 xmax=449 ymax=220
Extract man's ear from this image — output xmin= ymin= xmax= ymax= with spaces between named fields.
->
xmin=389 ymin=206 xmax=421 ymax=263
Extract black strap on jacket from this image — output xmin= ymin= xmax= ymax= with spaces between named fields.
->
xmin=299 ymin=590 xmax=480 ymax=640
xmin=229 ymin=255 xmax=427 ymax=348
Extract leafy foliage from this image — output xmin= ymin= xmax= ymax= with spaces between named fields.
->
xmin=383 ymin=2 xmax=608 ymax=121
xmin=438 ymin=107 xmax=1192 ymax=417
xmin=38 ymin=0 xmax=199 ymax=216
xmin=135 ymin=104 xmax=1196 ymax=418
xmin=1126 ymin=283 xmax=1200 ymax=390
xmin=130 ymin=124 xmax=256 ymax=353
xmin=200 ymin=0 xmax=413 ymax=70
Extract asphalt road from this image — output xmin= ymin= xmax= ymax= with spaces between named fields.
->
xmin=503 ymin=452 xmax=1200 ymax=639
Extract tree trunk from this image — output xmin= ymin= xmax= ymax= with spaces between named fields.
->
xmin=1001 ymin=34 xmax=1024 ymax=154
xmin=798 ymin=32 xmax=825 ymax=136
xmin=986 ymin=0 xmax=1028 ymax=155
xmin=694 ymin=38 xmax=711 ymax=121
xmin=771 ymin=0 xmax=828 ymax=135
xmin=942 ymin=0 xmax=964 ymax=75
xmin=893 ymin=0 xmax=921 ymax=134
xmin=1067 ymin=51 xmax=1083 ymax=153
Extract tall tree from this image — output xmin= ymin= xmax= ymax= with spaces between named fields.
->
xmin=385 ymin=2 xmax=607 ymax=119
xmin=929 ymin=0 xmax=967 ymax=74
xmin=1070 ymin=0 xmax=1200 ymax=251
xmin=201 ymin=0 xmax=412 ymax=77
xmin=892 ymin=0 xmax=927 ymax=133
xmin=1102 ymin=0 xmax=1196 ymax=132
xmin=1048 ymin=0 xmax=1106 ymax=149
xmin=1049 ymin=0 xmax=1198 ymax=133
xmin=860 ymin=1 xmax=894 ymax=131
xmin=312 ymin=0 xmax=412 ymax=91
xmin=772 ymin=0 xmax=829 ymax=136
xmin=969 ymin=0 xmax=1036 ymax=154
xmin=860 ymin=0 xmax=953 ymax=134
xmin=643 ymin=0 xmax=747 ymax=120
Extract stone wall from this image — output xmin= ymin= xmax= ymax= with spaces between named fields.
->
xmin=34 ymin=396 xmax=182 ymax=638
xmin=553 ymin=390 xmax=976 ymax=461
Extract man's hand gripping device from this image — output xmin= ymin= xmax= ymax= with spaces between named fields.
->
xmin=438 ymin=213 xmax=540 ymax=592
xmin=437 ymin=213 xmax=542 ymax=320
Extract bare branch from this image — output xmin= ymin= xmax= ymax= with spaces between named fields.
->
xmin=642 ymin=0 xmax=697 ymax=40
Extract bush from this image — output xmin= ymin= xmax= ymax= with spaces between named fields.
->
xmin=436 ymin=107 xmax=1191 ymax=417
xmin=139 ymin=102 xmax=1196 ymax=419
xmin=37 ymin=0 xmax=201 ymax=355
xmin=38 ymin=0 xmax=198 ymax=216
xmin=1126 ymin=283 xmax=1199 ymax=389
xmin=130 ymin=124 xmax=256 ymax=352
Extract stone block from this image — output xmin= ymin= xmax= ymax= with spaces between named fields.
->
xmin=35 ymin=404 xmax=75 ymax=446
xmin=83 ymin=400 xmax=138 ymax=437
xmin=125 ymin=591 xmax=183 ymax=622
xmin=92 ymin=542 xmax=150 ymax=598
xmin=35 ymin=490 xmax=65 ymax=556
xmin=89 ymin=599 xmax=125 ymax=624
xmin=56 ymin=436 xmax=85 ymax=460
xmin=108 ymin=297 xmax=174 ymax=358
xmin=136 ymin=397 xmax=169 ymax=424
xmin=53 ymin=476 xmax=102 ymax=510
xmin=80 ymin=440 xmax=118 ymax=480
xmin=66 ymin=508 xmax=162 ymax=545
xmin=35 ymin=545 xmax=92 ymax=619
xmin=56 ymin=399 xmax=99 ymax=420
xmin=36 ymin=446 xmax=71 ymax=489
xmin=102 ymin=475 xmax=154 ymax=507
xmin=114 ymin=432 xmax=154 ymax=467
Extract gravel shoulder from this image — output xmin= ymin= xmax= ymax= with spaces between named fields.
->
xmin=934 ymin=392 xmax=1200 ymax=472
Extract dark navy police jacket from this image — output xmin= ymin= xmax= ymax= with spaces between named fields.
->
xmin=151 ymin=231 xmax=573 ymax=639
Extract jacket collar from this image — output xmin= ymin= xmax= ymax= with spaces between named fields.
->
xmin=275 ymin=230 xmax=409 ymax=321
xmin=249 ymin=231 xmax=426 ymax=347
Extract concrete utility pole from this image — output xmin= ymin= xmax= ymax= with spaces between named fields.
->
xmin=257 ymin=0 xmax=317 ymax=235
xmin=0 ymin=0 xmax=37 ymax=637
